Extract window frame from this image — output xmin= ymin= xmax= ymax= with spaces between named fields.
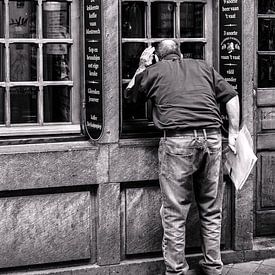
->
xmin=119 ymin=0 xmax=213 ymax=138
xmin=0 ymin=0 xmax=81 ymax=137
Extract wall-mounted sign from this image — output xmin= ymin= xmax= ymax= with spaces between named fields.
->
xmin=84 ymin=0 xmax=103 ymax=140
xmin=219 ymin=0 xmax=242 ymax=96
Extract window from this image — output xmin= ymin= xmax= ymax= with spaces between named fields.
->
xmin=0 ymin=0 xmax=80 ymax=137
xmin=120 ymin=0 xmax=212 ymax=137
xmin=258 ymin=1 xmax=275 ymax=88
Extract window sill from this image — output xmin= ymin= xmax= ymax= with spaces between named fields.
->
xmin=0 ymin=125 xmax=81 ymax=137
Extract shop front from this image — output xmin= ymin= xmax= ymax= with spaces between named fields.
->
xmin=0 ymin=0 xmax=274 ymax=274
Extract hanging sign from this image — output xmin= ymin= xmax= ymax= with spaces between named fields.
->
xmin=84 ymin=0 xmax=103 ymax=140
xmin=219 ymin=0 xmax=242 ymax=95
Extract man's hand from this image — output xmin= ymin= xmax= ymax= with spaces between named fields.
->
xmin=139 ymin=46 xmax=155 ymax=68
xmin=228 ymin=131 xmax=238 ymax=154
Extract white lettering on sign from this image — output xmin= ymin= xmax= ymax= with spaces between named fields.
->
xmin=89 ymin=12 xmax=97 ymax=19
xmin=87 ymin=5 xmax=99 ymax=11
xmin=86 ymin=55 xmax=100 ymax=61
xmin=89 ymin=97 xmax=99 ymax=103
xmin=88 ymin=88 xmax=100 ymax=95
xmin=87 ymin=121 xmax=102 ymax=130
xmin=86 ymin=28 xmax=100 ymax=35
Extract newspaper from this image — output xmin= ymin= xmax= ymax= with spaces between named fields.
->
xmin=224 ymin=124 xmax=257 ymax=190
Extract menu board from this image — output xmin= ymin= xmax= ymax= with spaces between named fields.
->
xmin=84 ymin=0 xmax=103 ymax=140
xmin=219 ymin=0 xmax=242 ymax=95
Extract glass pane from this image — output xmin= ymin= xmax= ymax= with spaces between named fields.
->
xmin=10 ymin=87 xmax=37 ymax=123
xmin=181 ymin=43 xmax=204 ymax=59
xmin=0 ymin=87 xmax=4 ymax=124
xmin=180 ymin=3 xmax=203 ymax=38
xmin=10 ymin=44 xmax=37 ymax=81
xmin=9 ymin=0 xmax=37 ymax=38
xmin=122 ymin=42 xmax=146 ymax=79
xmin=122 ymin=2 xmax=145 ymax=38
xmin=122 ymin=83 xmax=146 ymax=120
xmin=44 ymin=86 xmax=70 ymax=122
xmin=151 ymin=2 xmax=175 ymax=38
xmin=258 ymin=0 xmax=275 ymax=14
xmin=43 ymin=44 xmax=70 ymax=81
xmin=0 ymin=1 xmax=4 ymax=38
xmin=258 ymin=55 xmax=275 ymax=88
xmin=0 ymin=44 xmax=4 ymax=81
xmin=42 ymin=1 xmax=70 ymax=39
xmin=259 ymin=19 xmax=275 ymax=51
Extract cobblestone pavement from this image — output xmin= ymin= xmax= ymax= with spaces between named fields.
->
xmin=188 ymin=258 xmax=275 ymax=275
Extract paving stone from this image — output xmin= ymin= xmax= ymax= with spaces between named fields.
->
xmin=255 ymin=264 xmax=275 ymax=275
xmin=230 ymin=261 xmax=260 ymax=273
xmin=262 ymin=258 xmax=275 ymax=268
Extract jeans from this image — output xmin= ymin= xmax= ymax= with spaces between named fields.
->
xmin=158 ymin=129 xmax=224 ymax=275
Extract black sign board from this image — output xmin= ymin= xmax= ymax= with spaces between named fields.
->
xmin=219 ymin=0 xmax=242 ymax=95
xmin=84 ymin=0 xmax=103 ymax=140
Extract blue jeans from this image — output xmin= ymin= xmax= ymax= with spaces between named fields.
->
xmin=158 ymin=129 xmax=224 ymax=275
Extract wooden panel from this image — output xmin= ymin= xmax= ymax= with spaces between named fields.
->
xmin=257 ymin=89 xmax=275 ymax=106
xmin=125 ymin=185 xmax=162 ymax=255
xmin=257 ymin=133 xmax=275 ymax=150
xmin=256 ymin=210 xmax=275 ymax=236
xmin=259 ymin=155 xmax=275 ymax=208
xmin=0 ymin=192 xmax=91 ymax=268
xmin=260 ymin=108 xmax=275 ymax=130
xmin=97 ymin=183 xmax=120 ymax=265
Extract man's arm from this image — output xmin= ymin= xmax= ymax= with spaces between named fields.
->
xmin=226 ymin=95 xmax=240 ymax=154
xmin=124 ymin=46 xmax=155 ymax=102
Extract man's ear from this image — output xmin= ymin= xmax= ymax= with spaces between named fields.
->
xmin=155 ymin=54 xmax=160 ymax=63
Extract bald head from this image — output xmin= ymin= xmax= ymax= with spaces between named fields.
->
xmin=155 ymin=39 xmax=181 ymax=60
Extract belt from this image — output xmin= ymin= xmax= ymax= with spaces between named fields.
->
xmin=164 ymin=128 xmax=220 ymax=137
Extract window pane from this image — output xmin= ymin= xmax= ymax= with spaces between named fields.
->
xmin=122 ymin=83 xmax=146 ymax=120
xmin=122 ymin=42 xmax=146 ymax=79
xmin=43 ymin=44 xmax=70 ymax=81
xmin=259 ymin=19 xmax=275 ymax=51
xmin=0 ymin=1 xmax=4 ymax=38
xmin=181 ymin=43 xmax=204 ymax=59
xmin=11 ymin=87 xmax=37 ymax=123
xmin=42 ymin=1 xmax=70 ymax=39
xmin=151 ymin=2 xmax=175 ymax=38
xmin=9 ymin=0 xmax=37 ymax=38
xmin=258 ymin=55 xmax=275 ymax=88
xmin=122 ymin=2 xmax=145 ymax=38
xmin=10 ymin=44 xmax=37 ymax=81
xmin=258 ymin=0 xmax=275 ymax=14
xmin=180 ymin=3 xmax=203 ymax=38
xmin=44 ymin=86 xmax=70 ymax=122
xmin=0 ymin=44 xmax=4 ymax=81
xmin=0 ymin=87 xmax=4 ymax=124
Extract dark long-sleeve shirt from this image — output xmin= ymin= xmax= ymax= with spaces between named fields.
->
xmin=125 ymin=54 xmax=238 ymax=130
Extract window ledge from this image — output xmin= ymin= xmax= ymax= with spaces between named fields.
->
xmin=0 ymin=140 xmax=97 ymax=155
xmin=0 ymin=125 xmax=81 ymax=137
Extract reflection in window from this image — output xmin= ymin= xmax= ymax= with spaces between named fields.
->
xmin=0 ymin=1 xmax=4 ymax=38
xmin=42 ymin=1 xmax=70 ymax=39
xmin=122 ymin=83 xmax=146 ymax=121
xmin=122 ymin=2 xmax=145 ymax=38
xmin=258 ymin=0 xmax=275 ymax=14
xmin=181 ymin=43 xmax=204 ymax=59
xmin=0 ymin=88 xmax=4 ymax=124
xmin=0 ymin=44 xmax=4 ymax=82
xmin=122 ymin=42 xmax=146 ymax=79
xmin=44 ymin=86 xmax=70 ymax=122
xmin=10 ymin=44 xmax=37 ymax=81
xmin=10 ymin=87 xmax=37 ymax=124
xmin=259 ymin=19 xmax=275 ymax=51
xmin=180 ymin=3 xmax=203 ymax=38
xmin=9 ymin=0 xmax=37 ymax=38
xmin=151 ymin=2 xmax=175 ymax=38
xmin=258 ymin=55 xmax=275 ymax=88
xmin=43 ymin=44 xmax=70 ymax=81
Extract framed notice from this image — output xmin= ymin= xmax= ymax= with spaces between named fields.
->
xmin=219 ymin=0 xmax=242 ymax=96
xmin=84 ymin=0 xmax=103 ymax=140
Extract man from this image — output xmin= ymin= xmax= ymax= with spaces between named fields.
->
xmin=124 ymin=39 xmax=240 ymax=275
